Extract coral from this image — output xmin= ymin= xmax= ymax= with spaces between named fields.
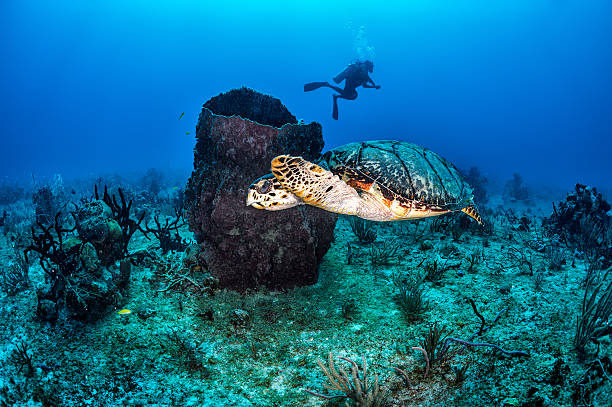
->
xmin=140 ymin=168 xmax=163 ymax=200
xmin=144 ymin=209 xmax=189 ymax=254
xmin=571 ymin=356 xmax=612 ymax=405
xmin=165 ymin=330 xmax=211 ymax=374
xmin=485 ymin=245 xmax=535 ymax=275
xmin=349 ymin=217 xmax=377 ymax=244
xmin=574 ymin=269 xmax=612 ymax=356
xmin=74 ymin=198 xmax=123 ymax=265
xmin=392 ymin=273 xmax=427 ymax=321
xmin=462 ymin=166 xmax=488 ymax=204
xmin=25 ymin=209 xmax=131 ymax=322
xmin=202 ymin=86 xmax=297 ymax=128
xmin=95 ymin=185 xmax=146 ymax=259
xmin=185 ymin=88 xmax=336 ymax=290
xmin=0 ymin=243 xmax=29 ymax=295
xmin=503 ymin=173 xmax=529 ymax=202
xmin=465 ymin=251 xmax=482 ymax=274
xmin=368 ymin=241 xmax=401 ymax=266
xmin=9 ymin=340 xmax=35 ymax=377
xmin=544 ymin=184 xmax=612 ymax=265
xmin=420 ymin=322 xmax=453 ymax=366
xmin=340 ymin=298 xmax=359 ymax=320
xmin=423 ymin=258 xmax=459 ymax=284
xmin=428 ymin=211 xmax=491 ymax=239
xmin=33 ymin=185 xmax=60 ymax=225
xmin=545 ymin=245 xmax=565 ymax=271
xmin=532 ymin=272 xmax=545 ymax=291
xmin=305 ymin=352 xmax=389 ymax=406
xmin=153 ymin=252 xmax=215 ymax=295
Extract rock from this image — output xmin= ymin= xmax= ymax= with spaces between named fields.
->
xmin=185 ymin=88 xmax=337 ymax=291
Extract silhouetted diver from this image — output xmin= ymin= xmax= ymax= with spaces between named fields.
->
xmin=304 ymin=60 xmax=381 ymax=120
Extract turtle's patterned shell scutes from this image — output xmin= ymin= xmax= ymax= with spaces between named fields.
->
xmin=321 ymin=140 xmax=473 ymax=211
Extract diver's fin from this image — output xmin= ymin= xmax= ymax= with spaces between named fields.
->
xmin=332 ymin=97 xmax=339 ymax=120
xmin=304 ymin=82 xmax=330 ymax=92
xmin=270 ymin=155 xmax=361 ymax=215
xmin=461 ymin=204 xmax=483 ymax=226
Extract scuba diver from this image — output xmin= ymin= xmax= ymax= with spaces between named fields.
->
xmin=304 ymin=60 xmax=381 ymax=120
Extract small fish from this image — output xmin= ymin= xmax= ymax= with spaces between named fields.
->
xmin=179 ymin=112 xmax=185 ymax=120
xmin=117 ymin=309 xmax=131 ymax=315
xmin=185 ymin=131 xmax=190 ymax=135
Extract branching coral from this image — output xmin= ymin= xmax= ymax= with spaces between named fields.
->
xmin=368 ymin=241 xmax=401 ymax=266
xmin=420 ymin=322 xmax=454 ymax=366
xmin=24 ymin=213 xmax=78 ymax=283
xmin=423 ymin=258 xmax=460 ymax=284
xmin=9 ymin=340 xmax=35 ymax=377
xmin=95 ymin=185 xmax=145 ymax=257
xmin=545 ymin=245 xmax=565 ymax=271
xmin=1 ymin=238 xmax=30 ymax=295
xmin=305 ymin=352 xmax=389 ymax=407
xmin=25 ymin=199 xmax=135 ymax=322
xmin=574 ymin=269 xmax=612 ymax=356
xmin=349 ymin=216 xmax=377 ymax=244
xmin=165 ymin=330 xmax=210 ymax=374
xmin=410 ymin=305 xmax=530 ymax=377
xmin=545 ymin=184 xmax=612 ymax=265
xmin=485 ymin=245 xmax=535 ymax=275
xmin=144 ymin=208 xmax=188 ymax=254
xmin=392 ymin=273 xmax=427 ymax=321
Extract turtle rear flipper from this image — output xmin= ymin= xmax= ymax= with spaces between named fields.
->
xmin=270 ymin=155 xmax=362 ymax=216
xmin=461 ymin=204 xmax=483 ymax=225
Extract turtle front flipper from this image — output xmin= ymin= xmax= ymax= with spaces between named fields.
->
xmin=270 ymin=155 xmax=362 ymax=216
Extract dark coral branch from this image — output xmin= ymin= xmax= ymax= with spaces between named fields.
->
xmin=24 ymin=212 xmax=77 ymax=278
xmin=96 ymin=185 xmax=146 ymax=256
xmin=144 ymin=208 xmax=188 ymax=254
xmin=467 ymin=298 xmax=486 ymax=335
xmin=9 ymin=340 xmax=35 ymax=377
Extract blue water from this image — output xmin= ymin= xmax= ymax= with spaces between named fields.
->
xmin=1 ymin=0 xmax=611 ymax=190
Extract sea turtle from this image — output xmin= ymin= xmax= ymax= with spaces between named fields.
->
xmin=246 ymin=140 xmax=482 ymax=225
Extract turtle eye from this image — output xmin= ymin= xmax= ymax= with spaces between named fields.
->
xmin=257 ymin=180 xmax=272 ymax=194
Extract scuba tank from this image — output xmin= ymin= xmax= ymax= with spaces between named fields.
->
xmin=333 ymin=64 xmax=356 ymax=84
xmin=333 ymin=61 xmax=369 ymax=84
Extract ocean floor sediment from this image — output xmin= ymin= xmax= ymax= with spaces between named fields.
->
xmin=0 ymin=192 xmax=610 ymax=406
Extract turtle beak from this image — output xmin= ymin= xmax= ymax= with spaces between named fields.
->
xmin=246 ymin=189 xmax=261 ymax=208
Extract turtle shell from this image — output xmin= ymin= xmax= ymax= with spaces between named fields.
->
xmin=321 ymin=140 xmax=473 ymax=211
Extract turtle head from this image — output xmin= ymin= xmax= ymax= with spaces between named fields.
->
xmin=246 ymin=174 xmax=301 ymax=211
